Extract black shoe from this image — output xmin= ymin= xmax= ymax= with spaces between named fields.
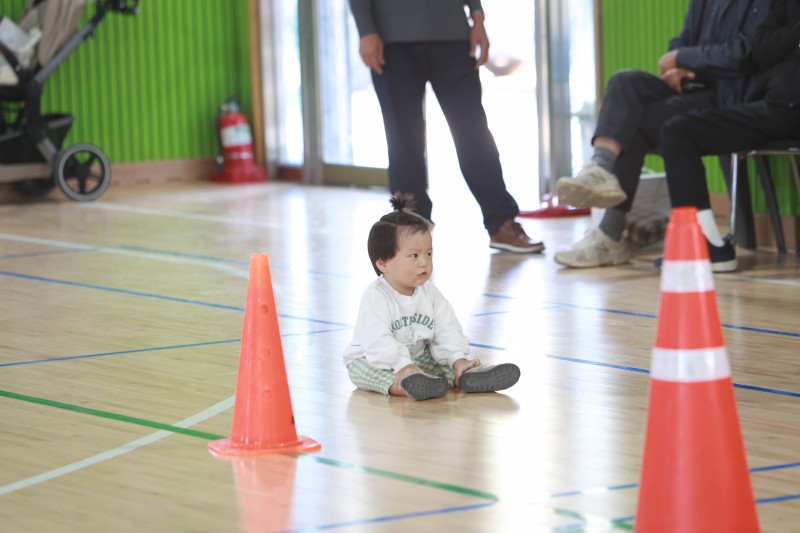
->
xmin=654 ymin=235 xmax=737 ymax=273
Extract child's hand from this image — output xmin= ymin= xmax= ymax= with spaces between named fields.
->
xmin=454 ymin=358 xmax=481 ymax=387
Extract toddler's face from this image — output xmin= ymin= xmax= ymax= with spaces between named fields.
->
xmin=378 ymin=230 xmax=433 ymax=296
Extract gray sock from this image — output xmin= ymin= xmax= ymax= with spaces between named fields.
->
xmin=599 ymin=208 xmax=627 ymax=241
xmin=591 ymin=147 xmax=616 ymax=173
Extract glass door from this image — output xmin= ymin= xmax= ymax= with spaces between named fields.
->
xmin=263 ymin=0 xmax=387 ymax=186
xmin=534 ymin=0 xmax=598 ymax=200
xmin=312 ymin=0 xmax=388 ymax=186
xmin=260 ymin=0 xmax=594 ymax=204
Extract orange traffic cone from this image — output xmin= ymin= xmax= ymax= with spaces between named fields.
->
xmin=208 ymin=253 xmax=321 ymax=457
xmin=635 ymin=207 xmax=759 ymax=531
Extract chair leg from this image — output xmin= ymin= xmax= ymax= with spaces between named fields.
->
xmin=722 ymin=153 xmax=756 ymax=248
xmin=788 ymin=154 xmax=800 ymax=256
xmin=728 ymin=153 xmax=739 ymax=243
xmin=789 ymin=154 xmax=800 ymax=195
xmin=754 ymin=155 xmax=787 ymax=253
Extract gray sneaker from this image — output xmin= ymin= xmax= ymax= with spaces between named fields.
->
xmin=400 ymin=372 xmax=449 ymax=400
xmin=554 ymin=227 xmax=631 ymax=268
xmin=556 ymin=163 xmax=627 ymax=208
xmin=458 ymin=363 xmax=520 ymax=393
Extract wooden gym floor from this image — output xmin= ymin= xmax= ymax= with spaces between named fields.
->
xmin=0 ymin=180 xmax=798 ymax=532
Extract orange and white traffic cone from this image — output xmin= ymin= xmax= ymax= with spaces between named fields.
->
xmin=635 ymin=207 xmax=759 ymax=531
xmin=208 ymin=253 xmax=320 ymax=457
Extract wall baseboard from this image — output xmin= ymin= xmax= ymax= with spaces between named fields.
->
xmin=2 ymin=161 xmax=794 ymax=253
xmin=0 ymin=158 xmax=215 ymax=204
xmin=710 ymin=191 xmax=799 ymax=253
xmin=107 ymin=158 xmax=216 ymax=188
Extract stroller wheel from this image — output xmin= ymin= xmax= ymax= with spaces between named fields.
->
xmin=54 ymin=143 xmax=111 ymax=202
xmin=15 ymin=178 xmax=57 ymax=197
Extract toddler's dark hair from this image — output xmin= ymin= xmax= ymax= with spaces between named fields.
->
xmin=367 ymin=193 xmax=432 ymax=276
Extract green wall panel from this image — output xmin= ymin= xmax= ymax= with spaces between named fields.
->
xmin=599 ymin=0 xmax=798 ymax=216
xmin=0 ymin=0 xmax=251 ymax=163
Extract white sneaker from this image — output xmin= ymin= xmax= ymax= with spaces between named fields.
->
xmin=556 ymin=163 xmax=627 ymax=208
xmin=554 ymin=227 xmax=632 ymax=268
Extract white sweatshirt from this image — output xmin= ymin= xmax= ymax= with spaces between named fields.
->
xmin=343 ymin=276 xmax=471 ymax=372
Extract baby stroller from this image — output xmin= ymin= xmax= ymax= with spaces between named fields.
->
xmin=0 ymin=0 xmax=138 ymax=201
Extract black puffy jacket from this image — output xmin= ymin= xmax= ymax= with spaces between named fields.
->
xmin=749 ymin=0 xmax=800 ymax=107
xmin=671 ymin=0 xmax=773 ymax=108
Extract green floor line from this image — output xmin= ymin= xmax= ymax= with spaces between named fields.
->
xmin=310 ymin=456 xmax=497 ymax=500
xmin=0 ymin=389 xmax=223 ymax=440
xmin=1 ymin=388 xmax=627 ymax=530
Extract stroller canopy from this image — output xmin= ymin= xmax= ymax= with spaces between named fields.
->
xmin=19 ymin=0 xmax=87 ymax=67
xmin=0 ymin=0 xmax=87 ymax=82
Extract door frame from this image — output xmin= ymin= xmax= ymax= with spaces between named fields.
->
xmin=254 ymin=0 xmax=387 ymax=186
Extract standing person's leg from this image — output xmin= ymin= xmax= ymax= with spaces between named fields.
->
xmin=372 ymin=44 xmax=433 ymax=221
xmin=427 ymin=41 xmax=543 ymax=253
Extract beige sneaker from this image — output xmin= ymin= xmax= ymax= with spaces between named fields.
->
xmin=554 ymin=227 xmax=631 ymax=268
xmin=556 ymin=163 xmax=627 ymax=208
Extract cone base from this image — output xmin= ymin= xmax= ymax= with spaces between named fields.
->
xmin=208 ymin=436 xmax=321 ymax=457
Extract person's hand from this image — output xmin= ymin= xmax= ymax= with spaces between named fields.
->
xmin=658 ymin=50 xmax=678 ymax=75
xmin=661 ymin=67 xmax=695 ymax=93
xmin=454 ymin=357 xmax=481 ymax=386
xmin=359 ymin=33 xmax=385 ymax=74
xmin=469 ymin=12 xmax=489 ymax=68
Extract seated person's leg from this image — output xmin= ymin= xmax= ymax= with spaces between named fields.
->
xmin=554 ymin=136 xmax=650 ymax=268
xmin=660 ymin=104 xmax=781 ymax=271
xmin=556 ymin=71 xmax=676 ymax=208
xmin=557 ymin=71 xmax=714 ymax=210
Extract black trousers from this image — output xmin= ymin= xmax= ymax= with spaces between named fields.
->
xmin=371 ymin=41 xmax=519 ymax=236
xmin=662 ymin=100 xmax=800 ymax=209
xmin=594 ymin=70 xmax=716 ymax=212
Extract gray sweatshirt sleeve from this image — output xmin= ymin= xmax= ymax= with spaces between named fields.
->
xmin=348 ymin=0 xmax=481 ymax=43
xmin=466 ymin=0 xmax=483 ymax=15
xmin=349 ymin=0 xmax=377 ymax=37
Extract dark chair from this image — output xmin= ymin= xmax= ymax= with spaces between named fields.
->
xmin=727 ymin=140 xmax=800 ymax=254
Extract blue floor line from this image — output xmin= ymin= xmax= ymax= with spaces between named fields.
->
xmin=1 ymin=268 xmax=797 ymax=339
xmin=0 ymin=248 xmax=95 ymax=260
xmin=545 ymin=354 xmax=800 ymax=398
xmin=0 ymin=270 xmax=243 ymax=311
xmin=542 ymin=301 xmax=799 ymax=339
xmin=0 ymin=339 xmax=241 ymax=367
xmin=547 ymin=461 xmax=800 ymax=500
xmin=116 ymin=245 xmax=356 ymax=279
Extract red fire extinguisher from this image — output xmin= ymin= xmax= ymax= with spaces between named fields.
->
xmin=211 ymin=99 xmax=267 ymax=184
